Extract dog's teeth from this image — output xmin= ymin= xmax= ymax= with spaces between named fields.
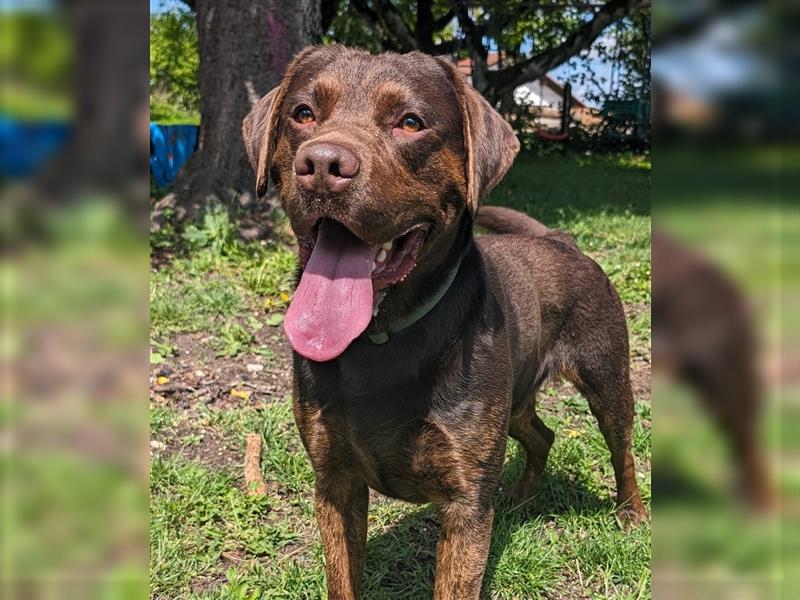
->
xmin=372 ymin=261 xmax=377 ymax=272
xmin=376 ymin=249 xmax=387 ymax=262
xmin=372 ymin=305 xmax=379 ymax=317
xmin=381 ymin=241 xmax=393 ymax=250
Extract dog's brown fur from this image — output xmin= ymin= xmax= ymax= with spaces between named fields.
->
xmin=243 ymin=45 xmax=647 ymax=599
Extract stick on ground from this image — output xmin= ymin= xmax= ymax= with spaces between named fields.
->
xmin=244 ymin=433 xmax=267 ymax=496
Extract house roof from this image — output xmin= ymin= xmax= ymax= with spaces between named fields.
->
xmin=452 ymin=52 xmax=587 ymax=109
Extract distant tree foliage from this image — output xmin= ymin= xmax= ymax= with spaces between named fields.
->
xmin=323 ymin=0 xmax=651 ymax=107
xmin=0 ymin=12 xmax=72 ymax=91
xmin=564 ymin=12 xmax=650 ymax=107
xmin=149 ymin=1 xmax=650 ymax=119
xmin=149 ymin=7 xmax=199 ymax=121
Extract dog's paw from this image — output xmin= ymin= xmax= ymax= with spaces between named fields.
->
xmin=615 ymin=501 xmax=649 ymax=531
xmin=502 ymin=476 xmax=539 ymax=508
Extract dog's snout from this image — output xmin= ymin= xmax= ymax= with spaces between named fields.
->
xmin=294 ymin=142 xmax=360 ymax=195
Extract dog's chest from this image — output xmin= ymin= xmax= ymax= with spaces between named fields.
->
xmin=326 ymin=386 xmax=509 ymax=508
xmin=340 ymin=393 xmax=456 ymax=502
xmin=295 ymin=329 xmax=509 ymax=503
xmin=299 ymin=386 xmax=471 ymax=503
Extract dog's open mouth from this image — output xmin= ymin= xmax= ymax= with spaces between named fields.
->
xmin=285 ymin=219 xmax=427 ymax=362
xmin=370 ymin=224 xmax=427 ymax=289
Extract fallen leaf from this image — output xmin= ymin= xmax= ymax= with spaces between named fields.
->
xmin=156 ymin=376 xmax=170 ymax=385
xmin=230 ymin=388 xmax=251 ymax=400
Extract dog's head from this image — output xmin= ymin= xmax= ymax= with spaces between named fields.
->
xmin=243 ymin=45 xmax=518 ymax=361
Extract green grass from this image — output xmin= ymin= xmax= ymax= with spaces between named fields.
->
xmin=151 ymin=395 xmax=651 ymax=600
xmin=150 ymin=98 xmax=201 ymax=125
xmin=150 ymin=151 xmax=651 ymax=598
xmin=149 ymin=205 xmax=295 ymax=354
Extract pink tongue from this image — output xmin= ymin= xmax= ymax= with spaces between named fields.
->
xmin=284 ymin=221 xmax=377 ymax=362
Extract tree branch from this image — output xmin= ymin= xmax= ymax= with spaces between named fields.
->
xmin=416 ymin=0 xmax=435 ymax=52
xmin=321 ymin=0 xmax=341 ymax=34
xmin=487 ymin=0 xmax=650 ymax=98
xmin=372 ymin=0 xmax=418 ymax=52
xmin=350 ymin=0 xmax=395 ymax=48
xmin=453 ymin=0 xmax=487 ymax=60
xmin=453 ymin=0 xmax=491 ymax=92
xmin=433 ymin=8 xmax=456 ymax=32
xmin=431 ymin=39 xmax=459 ymax=55
xmin=415 ymin=0 xmax=455 ymax=53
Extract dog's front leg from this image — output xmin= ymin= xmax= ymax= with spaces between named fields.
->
xmin=315 ymin=475 xmax=369 ymax=600
xmin=433 ymin=501 xmax=494 ymax=599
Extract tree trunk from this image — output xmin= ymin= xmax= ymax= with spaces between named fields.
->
xmin=166 ymin=0 xmax=320 ymax=218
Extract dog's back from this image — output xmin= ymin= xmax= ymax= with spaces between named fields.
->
xmin=474 ymin=207 xmax=630 ymax=408
xmin=476 ymin=205 xmax=580 ymax=251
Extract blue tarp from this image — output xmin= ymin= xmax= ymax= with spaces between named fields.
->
xmin=149 ymin=123 xmax=199 ymax=187
xmin=0 ymin=116 xmax=72 ymax=179
xmin=0 ymin=118 xmax=200 ymax=186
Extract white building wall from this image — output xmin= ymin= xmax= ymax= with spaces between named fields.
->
xmin=513 ymin=81 xmax=564 ymax=108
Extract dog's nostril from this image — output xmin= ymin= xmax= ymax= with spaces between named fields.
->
xmin=305 ymin=159 xmax=315 ymax=175
xmin=329 ymin=162 xmax=341 ymax=178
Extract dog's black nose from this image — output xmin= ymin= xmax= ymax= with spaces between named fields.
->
xmin=294 ymin=142 xmax=360 ymax=194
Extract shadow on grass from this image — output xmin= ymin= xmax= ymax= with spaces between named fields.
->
xmin=360 ymin=453 xmax=613 ymax=598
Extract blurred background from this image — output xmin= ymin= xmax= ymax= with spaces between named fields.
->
xmin=1 ymin=1 xmax=150 ymax=599
xmin=0 ymin=0 xmax=795 ymax=598
xmin=651 ymin=1 xmax=798 ymax=598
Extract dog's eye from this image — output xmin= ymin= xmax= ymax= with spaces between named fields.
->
xmin=293 ymin=105 xmax=315 ymax=125
xmin=400 ymin=115 xmax=423 ymax=132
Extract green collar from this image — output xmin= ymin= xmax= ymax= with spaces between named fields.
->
xmin=363 ymin=260 xmax=462 ymax=345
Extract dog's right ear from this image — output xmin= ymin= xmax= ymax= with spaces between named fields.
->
xmin=242 ymin=85 xmax=284 ymax=197
xmin=242 ymin=45 xmax=329 ymax=197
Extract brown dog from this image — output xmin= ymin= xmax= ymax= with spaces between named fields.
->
xmin=243 ymin=46 xmax=647 ymax=599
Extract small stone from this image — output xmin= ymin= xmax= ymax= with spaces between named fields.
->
xmin=246 ymin=363 xmax=264 ymax=374
xmin=150 ymin=440 xmax=166 ymax=451
xmin=194 ymin=370 xmax=206 ymax=379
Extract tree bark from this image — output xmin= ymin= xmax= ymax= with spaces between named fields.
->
xmin=166 ymin=0 xmax=320 ymax=218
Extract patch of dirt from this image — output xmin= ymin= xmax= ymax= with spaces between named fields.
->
xmin=630 ymin=356 xmax=651 ymax=402
xmin=150 ymin=325 xmax=294 ymax=410
xmin=151 ymin=413 xmax=242 ymax=471
xmin=149 ymin=322 xmax=295 ymax=473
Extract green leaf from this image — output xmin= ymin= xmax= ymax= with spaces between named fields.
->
xmin=266 ymin=313 xmax=284 ymax=327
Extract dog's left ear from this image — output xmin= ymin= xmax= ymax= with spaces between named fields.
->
xmin=436 ymin=58 xmax=520 ymax=213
